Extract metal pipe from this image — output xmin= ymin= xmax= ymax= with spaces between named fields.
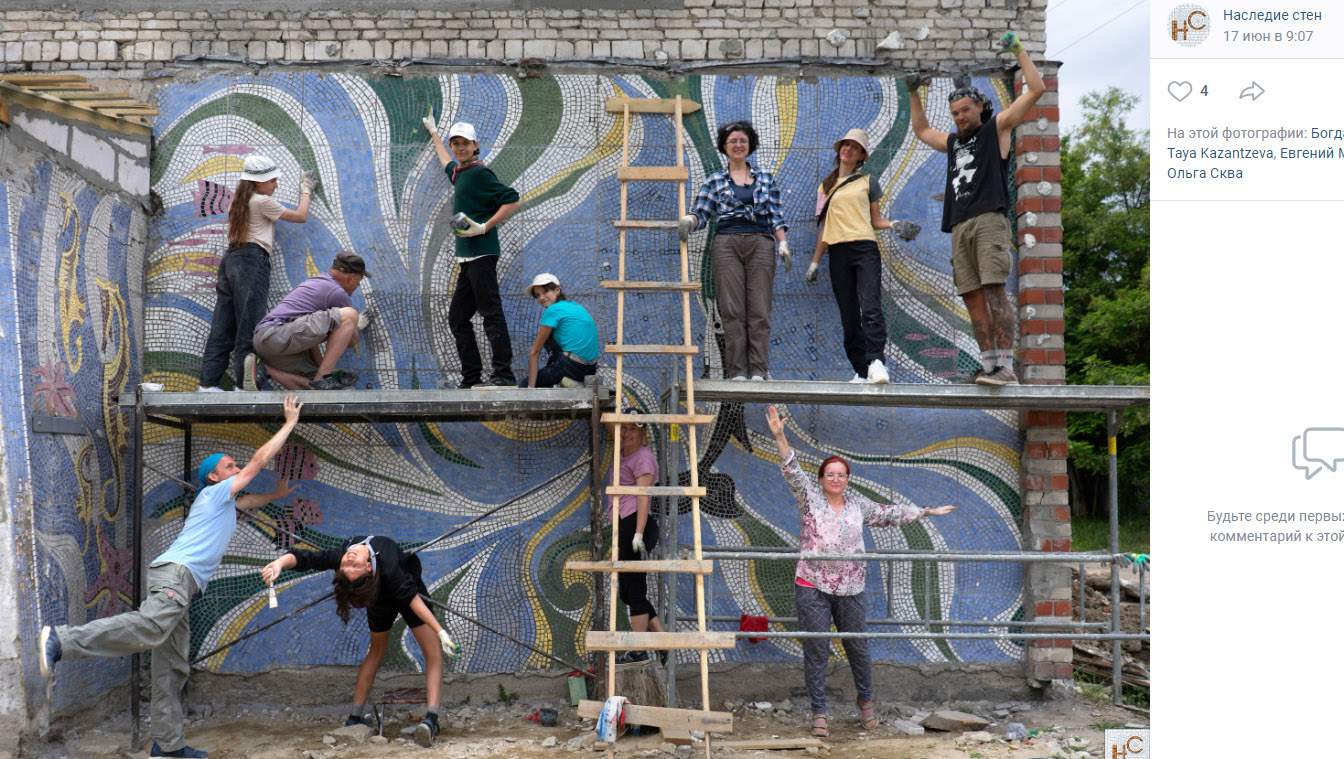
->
xmin=723 ymin=630 xmax=1147 ymax=641
xmin=706 ymin=615 xmax=1107 ymax=629
xmin=130 ymin=386 xmax=145 ymax=752
xmin=1107 ymin=400 xmax=1122 ymax=705
xmin=697 ymin=550 xmax=1119 ymax=563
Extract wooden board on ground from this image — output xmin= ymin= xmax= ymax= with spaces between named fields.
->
xmin=662 ymin=728 xmax=693 ymax=746
xmin=577 ymin=700 xmax=732 ymax=733
xmin=718 ymin=738 xmax=824 ymax=750
xmin=586 ymin=630 xmax=735 ymax=651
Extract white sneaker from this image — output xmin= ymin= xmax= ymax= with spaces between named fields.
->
xmin=867 ymin=360 xmax=889 ymax=385
xmin=729 ymin=375 xmax=748 ymax=381
xmin=847 ymin=374 xmax=866 ymax=384
xmin=198 ymin=385 xmax=225 ymax=393
xmin=750 ymin=375 xmax=765 ymax=381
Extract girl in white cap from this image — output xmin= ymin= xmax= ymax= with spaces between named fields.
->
xmin=522 ymin=273 xmax=599 ymax=388
xmin=806 ymin=129 xmax=897 ymax=385
xmin=199 ymin=154 xmax=315 ymax=392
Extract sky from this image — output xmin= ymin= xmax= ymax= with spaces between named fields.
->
xmin=1046 ymin=0 xmax=1150 ymax=138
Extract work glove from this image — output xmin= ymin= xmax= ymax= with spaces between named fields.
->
xmin=299 ymin=172 xmax=318 ymax=195
xmin=805 ymin=262 xmax=820 ymax=283
xmin=776 ymin=240 xmax=792 ymax=272
xmin=438 ymin=629 xmax=463 ymax=659
xmin=454 ymin=216 xmax=488 ymax=238
xmin=891 ymin=220 xmax=922 ymax=242
xmin=357 ymin=310 xmax=372 ymax=331
xmin=677 ymin=214 xmax=698 ymax=243
xmin=631 ymin=532 xmax=646 ymax=557
xmin=999 ymin=32 xmax=1024 ymax=55
xmin=904 ymin=72 xmax=929 ymax=92
xmin=422 ymin=115 xmax=438 ymax=134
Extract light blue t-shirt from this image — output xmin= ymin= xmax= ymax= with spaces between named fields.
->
xmin=541 ymin=300 xmax=599 ymax=363
xmin=153 ymin=476 xmax=239 ymax=591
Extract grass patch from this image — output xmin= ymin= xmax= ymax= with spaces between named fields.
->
xmin=1071 ymin=513 xmax=1149 ymax=553
xmin=1075 ymin=669 xmax=1150 ymax=709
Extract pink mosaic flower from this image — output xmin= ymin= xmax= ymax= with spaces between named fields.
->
xmin=32 ymin=358 xmax=77 ymax=418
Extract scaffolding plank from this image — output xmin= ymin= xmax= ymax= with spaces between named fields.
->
xmin=613 ymin=219 xmax=679 ymax=230
xmin=602 ymin=412 xmax=714 ymax=425
xmin=99 ymin=108 xmax=161 ymax=116
xmin=662 ymin=728 xmax=693 ymax=746
xmin=604 ymin=485 xmax=706 ymax=497
xmin=0 ymin=74 xmax=86 ymax=84
xmin=600 ymin=280 xmax=699 ymax=292
xmin=58 ymin=92 xmax=136 ymax=101
xmin=617 ymin=166 xmax=689 ymax=182
xmin=577 ymin=701 xmax=730 ymax=732
xmin=605 ymin=96 xmax=703 ymax=114
xmin=586 ymin=631 xmax=735 ymax=650
xmin=565 ymin=560 xmax=714 ymax=574
xmin=605 ymin=344 xmax=697 ymax=355
xmin=689 ymin=379 xmax=1150 ymax=411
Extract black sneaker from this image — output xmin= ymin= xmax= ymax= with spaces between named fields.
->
xmin=151 ymin=743 xmax=208 ymax=758
xmin=39 ymin=626 xmax=61 ymax=678
xmin=333 ymin=369 xmax=360 ymax=388
xmin=617 ymin=650 xmax=650 ymax=664
xmin=344 ymin=715 xmax=366 ymax=727
xmin=414 ymin=714 xmax=439 ymax=748
xmin=309 ymin=373 xmax=343 ymax=391
xmin=474 ymin=376 xmax=516 ymax=388
xmin=440 ymin=377 xmax=478 ymax=390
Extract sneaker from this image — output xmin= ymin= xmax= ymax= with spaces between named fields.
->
xmin=197 ymin=385 xmax=225 ymax=393
xmin=729 ymin=375 xmax=748 ymax=382
xmin=847 ymin=373 xmax=866 ymax=384
xmin=39 ymin=626 xmax=61 ymax=678
xmin=333 ymin=369 xmax=360 ymax=389
xmin=866 ymin=359 xmax=889 ymax=385
xmin=414 ymin=715 xmax=439 ymax=748
xmin=344 ymin=715 xmax=367 ymax=727
xmin=440 ymin=377 xmax=478 ymax=390
xmin=621 ymin=650 xmax=650 ymax=664
xmin=975 ymin=366 xmax=1018 ymax=386
xmin=242 ymin=353 xmax=263 ymax=391
xmin=955 ymin=368 xmax=988 ymax=384
xmin=559 ymin=376 xmax=584 ymax=388
xmin=750 ymin=375 xmax=765 ymax=382
xmin=474 ymin=376 xmax=515 ymax=388
xmin=309 ymin=373 xmax=343 ymax=391
xmin=151 ymin=744 xmax=208 ymax=758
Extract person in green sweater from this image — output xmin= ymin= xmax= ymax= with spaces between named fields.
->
xmin=424 ymin=119 xmax=522 ymax=388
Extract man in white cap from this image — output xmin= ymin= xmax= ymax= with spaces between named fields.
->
xmin=423 ymin=118 xmax=522 ymax=388
xmin=908 ymin=32 xmax=1044 ymax=386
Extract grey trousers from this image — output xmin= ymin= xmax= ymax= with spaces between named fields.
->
xmin=711 ymin=233 xmax=776 ymax=378
xmin=794 ymin=583 xmax=872 ymax=715
xmin=56 ymin=562 xmax=198 ymax=751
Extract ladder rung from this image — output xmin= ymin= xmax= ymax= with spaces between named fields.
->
xmin=600 ymin=280 xmax=699 ymax=292
xmin=617 ymin=166 xmax=689 ymax=182
xmin=602 ymin=412 xmax=714 ymax=425
xmin=614 ymin=220 xmax=679 ymax=230
xmin=605 ymin=344 xmax=698 ymax=355
xmin=577 ymin=701 xmax=731 ymax=733
xmin=605 ymin=485 xmax=706 ymax=497
xmin=605 ymin=96 xmax=703 ymax=115
xmin=586 ymin=631 xmax=736 ymax=651
xmin=565 ymin=560 xmax=714 ymax=574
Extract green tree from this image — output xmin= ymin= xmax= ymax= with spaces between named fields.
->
xmin=1060 ymin=87 xmax=1149 ymax=518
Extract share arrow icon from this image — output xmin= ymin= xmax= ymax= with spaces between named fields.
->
xmin=1239 ymin=81 xmax=1265 ymax=101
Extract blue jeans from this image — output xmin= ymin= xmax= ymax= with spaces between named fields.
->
xmin=200 ymin=244 xmax=271 ymax=388
xmin=529 ymin=337 xmax=597 ymax=388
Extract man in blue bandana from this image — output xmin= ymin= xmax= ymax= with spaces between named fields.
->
xmin=37 ymin=395 xmax=304 ymax=758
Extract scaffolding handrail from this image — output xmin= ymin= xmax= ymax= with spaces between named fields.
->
xmin=684 ymin=379 xmax=1149 ymax=411
xmin=689 ymin=548 xmax=1128 ymax=563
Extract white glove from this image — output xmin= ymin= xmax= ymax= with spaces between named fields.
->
xmin=422 ymin=115 xmax=438 ymax=134
xmin=805 ymin=262 xmax=820 ymax=282
xmin=890 ymin=220 xmax=922 ymax=242
xmin=454 ymin=217 xmax=488 ymax=238
xmin=631 ymin=532 xmax=646 ymax=556
xmin=357 ymin=310 xmax=371 ymax=330
xmin=299 ymin=172 xmax=317 ymax=195
xmin=438 ymin=629 xmax=463 ymax=659
xmin=677 ymin=214 xmax=698 ymax=242
xmin=776 ymin=240 xmax=792 ymax=272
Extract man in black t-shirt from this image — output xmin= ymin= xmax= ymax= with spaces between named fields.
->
xmin=909 ymin=32 xmax=1045 ymax=386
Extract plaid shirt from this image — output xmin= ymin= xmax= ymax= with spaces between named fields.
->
xmin=689 ymin=163 xmax=788 ymax=233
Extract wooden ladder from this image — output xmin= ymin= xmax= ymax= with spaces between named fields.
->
xmin=567 ymin=95 xmax=730 ymax=757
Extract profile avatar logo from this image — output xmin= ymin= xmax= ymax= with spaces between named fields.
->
xmin=1169 ymin=4 xmax=1209 ymax=46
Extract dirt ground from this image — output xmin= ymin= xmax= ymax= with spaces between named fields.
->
xmin=46 ymin=690 xmax=1145 ymax=759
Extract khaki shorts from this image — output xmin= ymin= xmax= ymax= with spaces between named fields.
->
xmin=253 ymin=307 xmax=343 ymax=376
xmin=950 ymin=212 xmax=1013 ymax=295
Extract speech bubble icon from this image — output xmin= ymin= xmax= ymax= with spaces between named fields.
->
xmin=1295 ymin=428 xmax=1344 ymax=480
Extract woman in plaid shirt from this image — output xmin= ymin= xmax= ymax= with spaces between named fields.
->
xmin=679 ymin=121 xmax=790 ymax=381
xmin=765 ymin=405 xmax=956 ymax=737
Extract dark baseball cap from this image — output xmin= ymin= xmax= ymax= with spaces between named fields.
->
xmin=333 ymin=251 xmax=372 ymax=278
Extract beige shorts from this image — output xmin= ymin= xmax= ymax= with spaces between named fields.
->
xmin=253 ymin=307 xmax=343 ymax=376
xmin=950 ymin=212 xmax=1013 ymax=295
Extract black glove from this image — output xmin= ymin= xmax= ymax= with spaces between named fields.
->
xmin=904 ymin=72 xmax=929 ymax=92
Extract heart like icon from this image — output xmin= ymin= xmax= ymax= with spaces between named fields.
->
xmin=1168 ymin=81 xmax=1193 ymax=102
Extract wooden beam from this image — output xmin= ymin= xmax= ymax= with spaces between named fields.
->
xmin=617 ymin=166 xmax=689 ymax=182
xmin=58 ymin=92 xmax=137 ymax=101
xmin=604 ymin=344 xmax=698 ymax=355
xmin=585 ymin=631 xmax=735 ymax=651
xmin=600 ymin=280 xmax=700 ymax=292
xmin=604 ymin=485 xmax=706 ymax=497
xmin=577 ymin=701 xmax=731 ymax=733
xmin=662 ymin=728 xmax=694 ymax=746
xmin=98 ymin=108 xmax=161 ymax=117
xmin=613 ymin=220 xmax=679 ymax=230
xmin=602 ymin=412 xmax=714 ymax=425
xmin=0 ymin=83 xmax=151 ymax=139
xmin=565 ymin=559 xmax=714 ymax=574
xmin=605 ymin=96 xmax=702 ymax=115
xmin=25 ymin=84 xmax=97 ymax=92
xmin=717 ymin=738 xmax=824 ymax=750
xmin=0 ymin=74 xmax=86 ymax=85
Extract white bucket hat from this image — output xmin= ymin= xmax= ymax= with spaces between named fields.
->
xmin=832 ymin=128 xmax=870 ymax=155
xmin=525 ymin=272 xmax=561 ymax=298
xmin=241 ymin=154 xmax=280 ymax=183
xmin=448 ymin=122 xmax=478 ymax=142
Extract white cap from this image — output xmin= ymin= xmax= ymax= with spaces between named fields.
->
xmin=525 ymin=272 xmax=561 ymax=298
xmin=241 ymin=154 xmax=280 ymax=183
xmin=448 ymin=122 xmax=478 ymax=142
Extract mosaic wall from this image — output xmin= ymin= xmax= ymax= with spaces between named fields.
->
xmin=1 ymin=150 xmax=146 ymax=711
xmin=144 ymin=72 xmax=1025 ymax=677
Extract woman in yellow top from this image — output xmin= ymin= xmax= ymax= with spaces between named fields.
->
xmin=806 ymin=129 xmax=897 ymax=384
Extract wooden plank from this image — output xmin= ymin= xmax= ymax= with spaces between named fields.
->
xmin=602 ymin=412 xmax=714 ymax=425
xmin=99 ymin=108 xmax=160 ymax=117
xmin=662 ymin=728 xmax=694 ymax=746
xmin=605 ymin=344 xmax=697 ymax=355
xmin=617 ymin=166 xmax=689 ymax=182
xmin=0 ymin=74 xmax=86 ymax=85
xmin=613 ymin=219 xmax=678 ymax=230
xmin=605 ymin=96 xmax=703 ymax=115
xmin=25 ymin=84 xmax=97 ymax=92
xmin=83 ymin=100 xmax=153 ymax=109
xmin=586 ymin=631 xmax=735 ymax=651
xmin=0 ymin=83 xmax=151 ymax=138
xmin=565 ymin=559 xmax=714 ymax=574
xmin=600 ymin=280 xmax=699 ymax=292
xmin=718 ymin=739 xmax=824 ymax=750
xmin=604 ymin=485 xmax=706 ymax=497
xmin=57 ymin=92 xmax=136 ymax=101
xmin=577 ymin=701 xmax=731 ymax=733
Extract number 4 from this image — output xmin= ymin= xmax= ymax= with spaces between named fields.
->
xmin=1200 ymin=85 xmax=1209 ymax=96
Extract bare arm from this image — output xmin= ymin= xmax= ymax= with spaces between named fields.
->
xmin=766 ymin=405 xmax=791 ymax=460
xmin=408 ymin=595 xmax=445 ymax=634
xmin=633 ymin=473 xmax=655 ymax=535
xmin=870 ymin=202 xmax=892 ymax=230
xmin=237 ymin=478 xmax=297 ymax=512
xmin=997 ymin=47 xmax=1045 ymax=134
xmin=231 ymin=395 xmax=303 ymax=497
xmin=527 ymin=325 xmax=553 ymax=388
xmin=909 ymin=87 xmax=950 ymax=152
xmin=277 ymin=191 xmax=310 ymax=223
xmin=811 ymin=218 xmax=827 ymax=267
xmin=426 ymin=123 xmax=453 ymax=170
xmin=259 ymin=552 xmax=298 ymax=585
xmin=485 ymin=201 xmax=520 ymax=231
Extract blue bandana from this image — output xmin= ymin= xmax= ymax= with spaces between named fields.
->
xmin=197 ymin=453 xmax=226 ymax=485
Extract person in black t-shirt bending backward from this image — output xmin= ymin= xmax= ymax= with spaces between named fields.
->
xmin=260 ymin=536 xmax=463 ymax=748
xmin=908 ymin=32 xmax=1044 ymax=387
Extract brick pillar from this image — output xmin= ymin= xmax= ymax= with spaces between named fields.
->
xmin=1013 ymin=61 xmax=1072 ymax=689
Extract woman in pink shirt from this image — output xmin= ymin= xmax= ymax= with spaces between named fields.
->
xmin=605 ymin=411 xmax=663 ymax=663
xmin=765 ymin=406 xmax=955 ymax=737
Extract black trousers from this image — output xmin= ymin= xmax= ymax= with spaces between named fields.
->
xmin=617 ymin=513 xmax=660 ymax=619
xmin=448 ymin=256 xmax=515 ymax=384
xmin=200 ymin=243 xmax=271 ymax=388
xmin=827 ymin=239 xmax=887 ymax=376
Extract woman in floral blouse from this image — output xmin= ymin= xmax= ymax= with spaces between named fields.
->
xmin=765 ymin=406 xmax=955 ymax=737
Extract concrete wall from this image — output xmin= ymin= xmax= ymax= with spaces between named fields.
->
xmin=0 ymin=96 xmax=149 ymax=750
